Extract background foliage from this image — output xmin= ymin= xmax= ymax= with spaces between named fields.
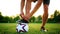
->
xmin=0 ymin=10 xmax=60 ymax=23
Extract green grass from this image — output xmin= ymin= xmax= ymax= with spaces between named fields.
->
xmin=0 ymin=23 xmax=60 ymax=34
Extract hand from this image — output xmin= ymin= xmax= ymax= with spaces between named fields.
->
xmin=20 ymin=12 xmax=28 ymax=21
xmin=20 ymin=12 xmax=24 ymax=18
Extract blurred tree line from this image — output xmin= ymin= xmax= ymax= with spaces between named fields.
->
xmin=48 ymin=10 xmax=60 ymax=23
xmin=0 ymin=10 xmax=60 ymax=23
xmin=0 ymin=12 xmax=20 ymax=23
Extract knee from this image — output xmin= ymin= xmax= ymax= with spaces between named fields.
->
xmin=44 ymin=4 xmax=48 ymax=9
xmin=44 ymin=4 xmax=48 ymax=13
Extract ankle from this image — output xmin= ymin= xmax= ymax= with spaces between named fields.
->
xmin=41 ymin=26 xmax=44 ymax=28
xmin=41 ymin=27 xmax=45 ymax=30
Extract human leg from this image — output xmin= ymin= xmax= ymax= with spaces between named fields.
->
xmin=25 ymin=0 xmax=31 ymax=15
xmin=20 ymin=0 xmax=32 ymax=21
xmin=24 ymin=0 xmax=43 ymax=20
xmin=41 ymin=0 xmax=50 ymax=31
xmin=20 ymin=0 xmax=25 ymax=17
xmin=41 ymin=4 xmax=48 ymax=29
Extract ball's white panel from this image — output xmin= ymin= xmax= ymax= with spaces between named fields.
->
xmin=16 ymin=23 xmax=29 ymax=32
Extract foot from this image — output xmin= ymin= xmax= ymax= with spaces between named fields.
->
xmin=40 ymin=27 xmax=48 ymax=32
xmin=20 ymin=13 xmax=24 ymax=18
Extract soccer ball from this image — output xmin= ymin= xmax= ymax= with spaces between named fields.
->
xmin=16 ymin=23 xmax=29 ymax=33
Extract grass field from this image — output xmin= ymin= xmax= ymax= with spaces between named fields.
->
xmin=0 ymin=23 xmax=60 ymax=34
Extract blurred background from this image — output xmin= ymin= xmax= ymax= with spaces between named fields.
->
xmin=0 ymin=0 xmax=60 ymax=23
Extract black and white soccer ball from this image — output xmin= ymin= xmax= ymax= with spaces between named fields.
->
xmin=16 ymin=23 xmax=29 ymax=33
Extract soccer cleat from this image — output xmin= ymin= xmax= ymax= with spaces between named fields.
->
xmin=16 ymin=19 xmax=29 ymax=24
xmin=40 ymin=27 xmax=48 ymax=32
xmin=20 ymin=19 xmax=29 ymax=23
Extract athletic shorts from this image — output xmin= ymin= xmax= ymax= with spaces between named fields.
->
xmin=43 ymin=0 xmax=50 ymax=5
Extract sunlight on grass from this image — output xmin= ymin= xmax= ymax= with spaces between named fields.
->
xmin=0 ymin=23 xmax=60 ymax=34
